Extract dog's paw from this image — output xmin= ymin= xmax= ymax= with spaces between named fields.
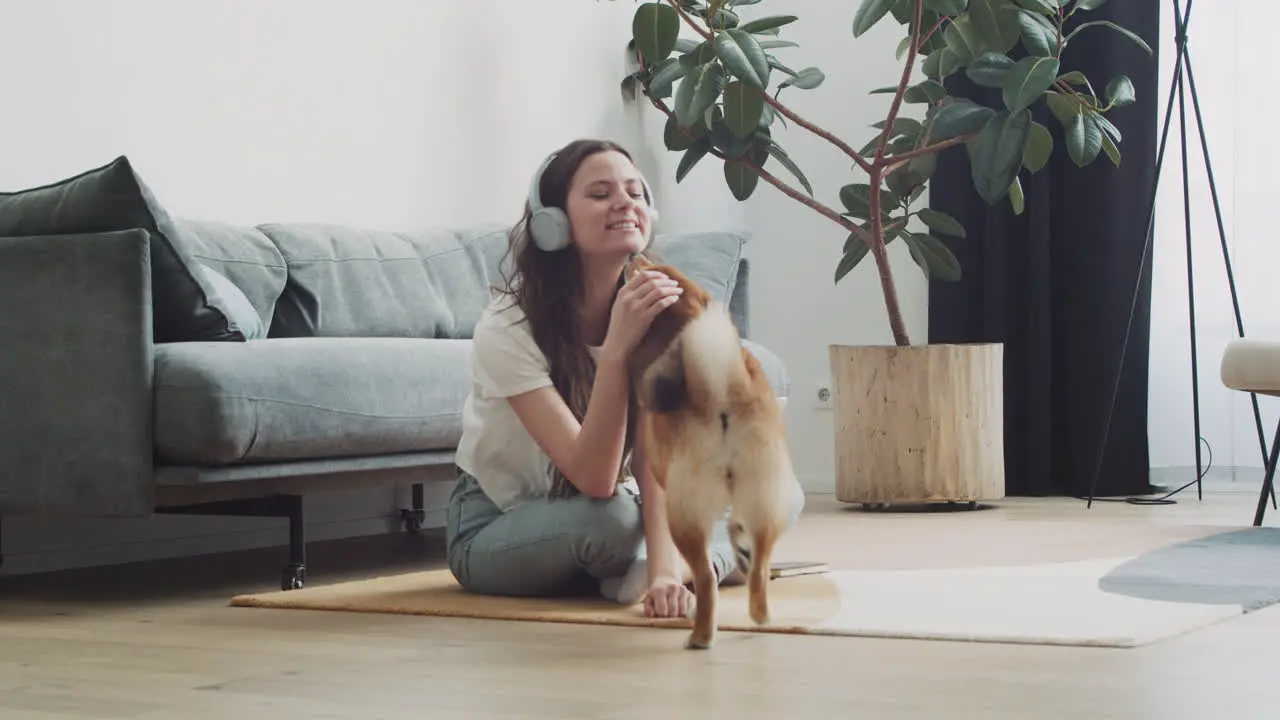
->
xmin=749 ymin=598 xmax=770 ymax=626
xmin=685 ymin=632 xmax=713 ymax=650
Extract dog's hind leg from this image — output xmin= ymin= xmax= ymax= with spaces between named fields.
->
xmin=728 ymin=446 xmax=799 ymax=627
xmin=745 ymin=523 xmax=779 ymax=625
xmin=665 ymin=455 xmax=731 ymax=650
xmin=669 ymin=517 xmax=717 ymax=649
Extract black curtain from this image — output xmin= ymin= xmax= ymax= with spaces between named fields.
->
xmin=927 ymin=1 xmax=1162 ymax=498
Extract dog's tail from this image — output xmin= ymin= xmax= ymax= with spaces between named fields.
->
xmin=675 ymin=301 xmax=751 ymax=414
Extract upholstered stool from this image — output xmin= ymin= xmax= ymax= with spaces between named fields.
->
xmin=1220 ymin=339 xmax=1280 ymax=525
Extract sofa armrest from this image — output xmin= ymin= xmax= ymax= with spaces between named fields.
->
xmin=0 ymin=229 xmax=155 ymax=517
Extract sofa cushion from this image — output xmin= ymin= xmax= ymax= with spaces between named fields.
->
xmin=198 ymin=264 xmax=265 ymax=340
xmin=256 ymin=222 xmax=513 ymax=340
xmin=152 ymin=334 xmax=788 ymax=468
xmin=174 ymin=218 xmax=289 ymax=329
xmin=153 ymin=337 xmax=472 ymax=466
xmin=649 ymin=230 xmax=746 ymax=308
xmin=0 ymin=156 xmax=246 ymax=343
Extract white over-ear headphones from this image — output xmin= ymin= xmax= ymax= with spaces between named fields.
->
xmin=526 ymin=151 xmax=660 ymax=252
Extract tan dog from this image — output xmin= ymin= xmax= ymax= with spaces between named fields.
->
xmin=626 ymin=257 xmax=801 ymax=650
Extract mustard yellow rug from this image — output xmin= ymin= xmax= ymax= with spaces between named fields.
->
xmin=230 ymin=567 xmax=843 ymax=635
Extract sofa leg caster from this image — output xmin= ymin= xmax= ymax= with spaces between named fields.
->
xmin=282 ymin=563 xmax=306 ymax=591
xmin=400 ymin=482 xmax=426 ymax=533
xmin=158 ymin=493 xmax=309 ymax=591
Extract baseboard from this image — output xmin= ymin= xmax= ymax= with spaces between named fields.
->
xmin=1148 ymin=464 xmax=1267 ymax=488
xmin=800 ymin=474 xmax=835 ymax=494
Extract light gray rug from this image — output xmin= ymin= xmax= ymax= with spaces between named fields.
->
xmin=1098 ymin=527 xmax=1280 ymax=611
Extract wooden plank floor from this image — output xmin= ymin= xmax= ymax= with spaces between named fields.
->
xmin=2 ymin=481 xmax=1277 ymax=719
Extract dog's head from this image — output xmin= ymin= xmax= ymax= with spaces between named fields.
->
xmin=624 ymin=255 xmax=711 ymax=378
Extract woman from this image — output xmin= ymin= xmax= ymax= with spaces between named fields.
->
xmin=445 ymin=138 xmax=782 ymax=619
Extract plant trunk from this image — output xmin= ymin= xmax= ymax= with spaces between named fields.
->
xmin=867 ymin=168 xmax=911 ymax=346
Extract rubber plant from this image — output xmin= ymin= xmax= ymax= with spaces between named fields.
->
xmin=616 ymin=0 xmax=1151 ymax=346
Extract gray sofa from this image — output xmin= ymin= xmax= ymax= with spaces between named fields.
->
xmin=0 ymin=155 xmax=789 ymax=590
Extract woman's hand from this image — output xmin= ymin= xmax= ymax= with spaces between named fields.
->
xmin=642 ymin=576 xmax=694 ymax=619
xmin=601 ymin=269 xmax=682 ymax=362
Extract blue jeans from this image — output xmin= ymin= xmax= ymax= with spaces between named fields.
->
xmin=444 ymin=468 xmax=804 ymax=600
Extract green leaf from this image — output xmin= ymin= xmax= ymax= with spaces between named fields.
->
xmin=943 ymin=17 xmax=979 ymax=63
xmin=1075 ymin=0 xmax=1111 ymax=10
xmin=923 ymin=47 xmax=963 ymax=80
xmin=723 ymin=80 xmax=765 ymax=138
xmin=674 ymin=37 xmax=701 ymax=53
xmin=768 ymin=55 xmax=797 ymax=76
xmin=664 ymin=115 xmax=697 ymax=151
xmin=676 ymin=138 xmax=711 ymax=182
xmin=766 ymin=142 xmax=814 ymax=196
xmin=1008 ymin=175 xmax=1025 ymax=215
xmin=739 ymin=15 xmax=798 ymax=33
xmin=924 ymin=0 xmax=968 ymax=14
xmin=1017 ymin=9 xmax=1057 ymax=56
xmin=1100 ymin=130 xmax=1121 ymax=166
xmin=1067 ymin=20 xmax=1153 ymax=55
xmin=1045 ymin=91 xmax=1080 ymax=127
xmin=905 ymin=233 xmax=962 ymax=281
xmin=1105 ymin=75 xmax=1135 ymax=108
xmin=834 ymin=234 xmax=871 ymax=284
xmin=967 ymin=0 xmax=1021 ymax=55
xmin=1057 ymin=70 xmax=1090 ymax=88
xmin=647 ymin=57 xmax=685 ymax=98
xmin=1013 ymin=0 xmax=1056 ymax=13
xmin=1066 ymin=111 xmax=1103 ymax=167
xmin=873 ymin=116 xmax=925 ymax=139
xmin=1022 ymin=120 xmax=1053 ymax=173
xmin=780 ymin=67 xmax=825 ymax=90
xmin=852 ymin=0 xmax=897 ymax=37
xmin=1002 ymin=55 xmax=1060 ymax=113
xmin=904 ymin=79 xmax=948 ymax=103
xmin=714 ymin=29 xmax=771 ymax=90
xmin=839 ymin=183 xmax=896 ymax=219
xmin=966 ymin=52 xmax=1016 ymax=88
xmin=724 ymin=158 xmax=760 ymax=200
xmin=917 ymin=208 xmax=967 ymax=238
xmin=886 ymin=155 xmax=931 ymax=198
xmin=632 ymin=3 xmax=681 ymax=62
xmin=702 ymin=5 xmax=741 ymax=30
xmin=679 ymin=40 xmax=717 ymax=71
xmin=674 ymin=62 xmax=725 ymax=127
xmin=758 ymin=39 xmax=800 ymax=49
xmin=710 ymin=118 xmax=755 ymax=157
xmin=969 ymin=108 xmax=1033 ymax=203
xmin=930 ymin=99 xmax=997 ymax=141
xmin=1093 ymin=112 xmax=1122 ymax=143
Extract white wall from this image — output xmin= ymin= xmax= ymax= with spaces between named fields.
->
xmin=1146 ymin=0 xmax=1280 ymax=478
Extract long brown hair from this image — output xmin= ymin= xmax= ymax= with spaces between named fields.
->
xmin=496 ymin=138 xmax=658 ymax=498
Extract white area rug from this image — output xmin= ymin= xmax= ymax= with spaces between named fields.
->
xmin=806 ymin=557 xmax=1244 ymax=648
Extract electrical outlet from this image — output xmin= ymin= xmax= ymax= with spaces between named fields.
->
xmin=813 ymin=383 xmax=833 ymax=411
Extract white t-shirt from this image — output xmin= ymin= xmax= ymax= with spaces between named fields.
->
xmin=455 ymin=294 xmax=604 ymax=511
